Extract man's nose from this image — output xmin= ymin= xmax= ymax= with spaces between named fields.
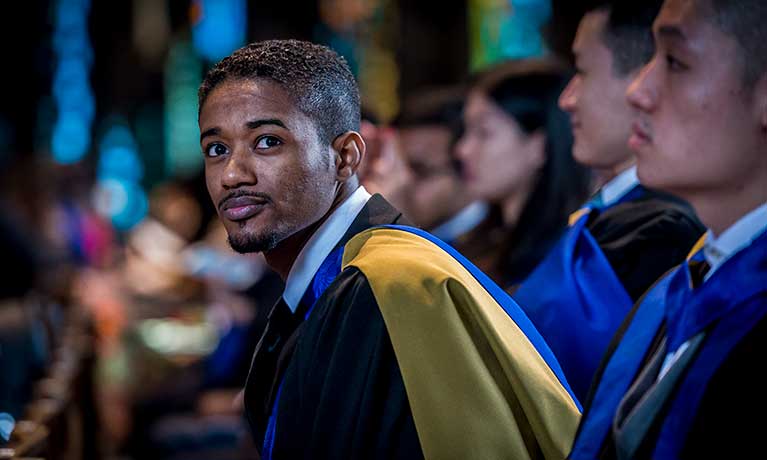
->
xmin=454 ymin=134 xmax=473 ymax=161
xmin=627 ymin=58 xmax=659 ymax=113
xmin=558 ymin=75 xmax=579 ymax=112
xmin=221 ymin=147 xmax=257 ymax=189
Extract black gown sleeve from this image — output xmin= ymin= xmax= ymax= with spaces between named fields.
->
xmin=680 ymin=311 xmax=767 ymax=459
xmin=270 ymin=267 xmax=423 ymax=460
xmin=589 ymin=196 xmax=705 ymax=302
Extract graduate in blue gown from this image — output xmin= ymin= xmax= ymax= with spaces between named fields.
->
xmin=513 ymin=0 xmax=704 ymax=401
xmin=569 ymin=0 xmax=767 ymax=457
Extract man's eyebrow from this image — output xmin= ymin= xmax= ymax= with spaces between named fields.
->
xmin=656 ymin=24 xmax=687 ymax=42
xmin=246 ymin=118 xmax=288 ymax=130
xmin=200 ymin=127 xmax=219 ymax=143
xmin=199 ymin=119 xmax=288 ymax=143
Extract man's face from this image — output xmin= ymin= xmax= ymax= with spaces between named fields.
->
xmin=398 ymin=125 xmax=465 ymax=228
xmin=559 ymin=10 xmax=637 ymax=171
xmin=200 ymin=78 xmax=338 ymax=253
xmin=626 ymin=0 xmax=765 ymax=201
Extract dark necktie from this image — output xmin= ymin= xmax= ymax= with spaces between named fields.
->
xmin=688 ymin=257 xmax=711 ymax=289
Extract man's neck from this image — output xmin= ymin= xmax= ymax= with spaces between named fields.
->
xmin=690 ymin=185 xmax=767 ymax=237
xmin=264 ymin=182 xmax=358 ymax=280
xmin=592 ymin=158 xmax=636 ymax=190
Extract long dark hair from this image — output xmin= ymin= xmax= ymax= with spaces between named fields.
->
xmin=474 ymin=60 xmax=592 ymax=285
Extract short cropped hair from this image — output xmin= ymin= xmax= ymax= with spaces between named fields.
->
xmin=591 ymin=0 xmax=664 ymax=77
xmin=198 ymin=39 xmax=361 ymax=145
xmin=708 ymin=0 xmax=767 ymax=86
xmin=393 ymin=86 xmax=465 ymax=128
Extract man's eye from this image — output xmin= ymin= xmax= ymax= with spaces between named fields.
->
xmin=205 ymin=143 xmax=228 ymax=157
xmin=666 ymin=54 xmax=687 ymax=72
xmin=255 ymin=136 xmax=282 ymax=149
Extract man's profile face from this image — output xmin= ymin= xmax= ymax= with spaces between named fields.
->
xmin=559 ymin=10 xmax=637 ymax=171
xmin=626 ymin=0 xmax=764 ymax=199
xmin=199 ymin=78 xmax=338 ymax=253
xmin=399 ymin=125 xmax=463 ymax=228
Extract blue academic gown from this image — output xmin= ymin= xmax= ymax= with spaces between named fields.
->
xmin=513 ymin=186 xmax=706 ymax=400
xmin=569 ymin=229 xmax=767 ymax=459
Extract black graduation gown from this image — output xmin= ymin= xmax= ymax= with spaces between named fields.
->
xmin=243 ymin=195 xmax=419 ymax=458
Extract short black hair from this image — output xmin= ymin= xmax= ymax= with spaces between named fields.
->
xmin=707 ymin=0 xmax=767 ymax=86
xmin=393 ymin=86 xmax=465 ymax=128
xmin=591 ymin=0 xmax=664 ymax=76
xmin=198 ymin=39 xmax=360 ymax=145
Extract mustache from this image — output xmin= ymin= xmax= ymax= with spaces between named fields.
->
xmin=636 ymin=118 xmax=653 ymax=136
xmin=217 ymin=190 xmax=272 ymax=210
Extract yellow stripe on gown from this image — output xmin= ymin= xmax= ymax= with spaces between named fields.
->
xmin=343 ymin=228 xmax=581 ymax=460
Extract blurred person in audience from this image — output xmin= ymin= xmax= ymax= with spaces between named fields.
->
xmin=393 ymin=86 xmax=490 ymax=246
xmin=569 ymin=0 xmax=767 ymax=457
xmin=359 ymin=86 xmax=490 ymax=246
xmin=513 ymin=0 xmax=705 ymax=401
xmin=356 ymin=112 xmax=412 ymax=212
xmin=199 ymin=39 xmax=581 ymax=459
xmin=455 ymin=59 xmax=592 ymax=289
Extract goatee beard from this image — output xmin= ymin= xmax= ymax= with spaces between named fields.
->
xmin=228 ymin=232 xmax=279 ymax=254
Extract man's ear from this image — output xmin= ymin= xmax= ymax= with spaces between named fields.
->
xmin=332 ymin=131 xmax=366 ymax=181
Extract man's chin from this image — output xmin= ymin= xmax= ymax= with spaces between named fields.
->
xmin=227 ymin=232 xmax=279 ymax=254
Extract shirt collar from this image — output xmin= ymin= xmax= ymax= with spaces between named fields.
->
xmin=282 ymin=186 xmax=372 ymax=312
xmin=703 ymin=201 xmax=767 ymax=280
xmin=430 ymin=201 xmax=489 ymax=242
xmin=599 ymin=165 xmax=639 ymax=208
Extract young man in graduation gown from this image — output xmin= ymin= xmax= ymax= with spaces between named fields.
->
xmin=512 ymin=0 xmax=704 ymax=401
xmin=197 ymin=39 xmax=581 ymax=459
xmin=569 ymin=0 xmax=767 ymax=457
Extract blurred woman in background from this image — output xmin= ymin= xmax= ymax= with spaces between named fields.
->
xmin=456 ymin=60 xmax=592 ymax=290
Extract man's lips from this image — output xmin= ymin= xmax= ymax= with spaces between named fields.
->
xmin=569 ymin=118 xmax=581 ymax=130
xmin=219 ymin=195 xmax=269 ymax=221
xmin=628 ymin=120 xmax=652 ymax=150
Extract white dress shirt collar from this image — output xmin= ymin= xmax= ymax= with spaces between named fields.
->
xmin=600 ymin=165 xmax=639 ymax=207
xmin=430 ymin=201 xmax=489 ymax=242
xmin=282 ymin=186 xmax=372 ymax=312
xmin=703 ymin=201 xmax=767 ymax=281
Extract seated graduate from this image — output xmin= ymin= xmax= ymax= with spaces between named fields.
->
xmin=455 ymin=60 xmax=592 ymax=289
xmin=197 ymin=40 xmax=580 ymax=459
xmin=568 ymin=0 xmax=767 ymax=458
xmin=512 ymin=0 xmax=705 ymax=402
xmin=393 ymin=86 xmax=491 ymax=246
xmin=361 ymin=86 xmax=492 ymax=251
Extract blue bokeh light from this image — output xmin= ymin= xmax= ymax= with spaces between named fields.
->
xmin=51 ymin=115 xmax=90 ymax=164
xmin=93 ymin=178 xmax=149 ymax=231
xmin=94 ymin=123 xmax=149 ymax=230
xmin=191 ymin=0 xmax=247 ymax=62
xmin=50 ymin=0 xmax=94 ymax=165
